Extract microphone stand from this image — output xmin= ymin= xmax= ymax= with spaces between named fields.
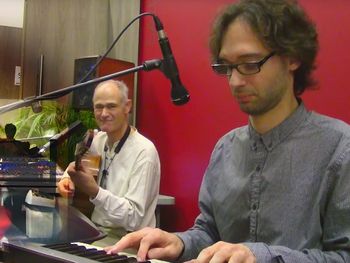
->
xmin=0 ymin=59 xmax=162 ymax=115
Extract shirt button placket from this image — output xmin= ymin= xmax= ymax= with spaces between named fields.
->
xmin=249 ymin=142 xmax=264 ymax=242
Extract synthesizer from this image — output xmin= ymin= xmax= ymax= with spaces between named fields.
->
xmin=0 ymin=157 xmax=63 ymax=189
xmin=3 ymin=241 xmax=168 ymax=263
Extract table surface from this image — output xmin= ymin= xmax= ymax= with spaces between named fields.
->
xmin=157 ymin=194 xmax=175 ymax=205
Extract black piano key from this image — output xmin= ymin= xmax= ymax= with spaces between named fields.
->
xmin=84 ymin=251 xmax=111 ymax=260
xmin=102 ymin=258 xmax=128 ymax=263
xmin=89 ymin=254 xmax=128 ymax=262
xmin=54 ymin=244 xmax=81 ymax=253
xmin=116 ymin=256 xmax=138 ymax=263
xmin=72 ymin=248 xmax=98 ymax=256
xmin=99 ymin=256 xmax=130 ymax=263
xmin=83 ymin=250 xmax=108 ymax=259
xmin=41 ymin=243 xmax=152 ymax=263
xmin=98 ymin=255 xmax=128 ymax=262
xmin=65 ymin=246 xmax=94 ymax=255
xmin=44 ymin=243 xmax=74 ymax=249
xmin=114 ymin=256 xmax=151 ymax=263
xmin=127 ymin=257 xmax=139 ymax=263
xmin=45 ymin=243 xmax=79 ymax=250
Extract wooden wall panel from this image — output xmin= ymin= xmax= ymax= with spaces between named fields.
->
xmin=108 ymin=0 xmax=140 ymax=124
xmin=22 ymin=0 xmax=109 ymax=97
xmin=0 ymin=26 xmax=22 ymax=99
xmin=22 ymin=0 xmax=140 ymax=99
xmin=108 ymin=0 xmax=140 ymax=63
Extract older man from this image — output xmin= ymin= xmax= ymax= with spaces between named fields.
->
xmin=58 ymin=80 xmax=160 ymax=246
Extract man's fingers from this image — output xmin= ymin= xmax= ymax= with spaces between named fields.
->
xmin=136 ymin=238 xmax=152 ymax=261
xmin=195 ymin=246 xmax=215 ymax=263
xmin=192 ymin=242 xmax=256 ymax=263
xmin=57 ymin=177 xmax=75 ymax=198
xmin=63 ymin=178 xmax=75 ymax=192
xmin=147 ymin=247 xmax=176 ymax=261
xmin=105 ymin=228 xmax=183 ymax=262
xmin=105 ymin=230 xmax=148 ymax=255
xmin=68 ymin=180 xmax=75 ymax=191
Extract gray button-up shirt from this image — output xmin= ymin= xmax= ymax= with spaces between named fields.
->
xmin=177 ymin=103 xmax=350 ymax=262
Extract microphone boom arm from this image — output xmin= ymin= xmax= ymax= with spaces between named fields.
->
xmin=0 ymin=59 xmax=162 ymax=115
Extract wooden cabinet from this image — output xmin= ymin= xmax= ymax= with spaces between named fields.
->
xmin=0 ymin=26 xmax=22 ymax=100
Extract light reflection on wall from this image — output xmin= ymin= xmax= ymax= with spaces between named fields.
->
xmin=0 ymin=0 xmax=25 ymax=28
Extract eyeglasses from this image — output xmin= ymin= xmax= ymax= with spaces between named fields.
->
xmin=211 ymin=52 xmax=275 ymax=76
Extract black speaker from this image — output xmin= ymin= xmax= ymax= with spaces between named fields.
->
xmin=72 ymin=56 xmax=99 ymax=110
xmin=72 ymin=56 xmax=135 ymax=110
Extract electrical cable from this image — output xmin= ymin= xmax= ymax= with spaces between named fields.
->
xmin=42 ymin=12 xmax=158 ymax=101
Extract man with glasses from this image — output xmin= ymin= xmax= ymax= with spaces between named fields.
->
xmin=211 ymin=52 xmax=275 ymax=76
xmin=57 ymin=80 xmax=161 ymax=246
xmin=106 ymin=0 xmax=350 ymax=262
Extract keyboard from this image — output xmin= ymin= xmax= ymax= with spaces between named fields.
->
xmin=0 ymin=157 xmax=63 ymax=188
xmin=3 ymin=241 xmax=168 ymax=263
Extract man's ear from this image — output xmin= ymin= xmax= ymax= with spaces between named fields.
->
xmin=125 ymin=99 xmax=132 ymax=114
xmin=288 ymin=57 xmax=301 ymax=72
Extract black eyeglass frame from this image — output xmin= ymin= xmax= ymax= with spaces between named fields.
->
xmin=211 ymin=52 xmax=276 ymax=76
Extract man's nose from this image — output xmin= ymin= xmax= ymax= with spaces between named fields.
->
xmin=100 ymin=107 xmax=110 ymax=116
xmin=228 ymin=69 xmax=247 ymax=89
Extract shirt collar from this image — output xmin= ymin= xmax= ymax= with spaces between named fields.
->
xmin=248 ymin=101 xmax=310 ymax=151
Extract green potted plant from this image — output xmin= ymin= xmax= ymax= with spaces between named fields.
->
xmin=13 ymin=100 xmax=97 ymax=168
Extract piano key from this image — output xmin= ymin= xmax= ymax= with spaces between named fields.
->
xmin=86 ymin=253 xmax=127 ymax=262
xmin=83 ymin=250 xmax=109 ymax=259
xmin=71 ymin=248 xmax=98 ymax=256
xmin=50 ymin=243 xmax=81 ymax=252
xmin=44 ymin=243 xmax=72 ymax=249
xmin=3 ymin=241 xmax=167 ymax=263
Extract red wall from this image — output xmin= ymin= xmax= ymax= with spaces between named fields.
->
xmin=137 ymin=0 xmax=350 ymax=231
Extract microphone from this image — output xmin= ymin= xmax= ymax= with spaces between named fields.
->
xmin=153 ymin=16 xmax=190 ymax=105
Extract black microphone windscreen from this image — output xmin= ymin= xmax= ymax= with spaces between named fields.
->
xmin=171 ymin=85 xmax=190 ymax=105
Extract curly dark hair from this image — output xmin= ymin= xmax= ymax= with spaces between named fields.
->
xmin=209 ymin=0 xmax=319 ymax=95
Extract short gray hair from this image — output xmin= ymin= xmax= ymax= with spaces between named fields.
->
xmin=94 ymin=80 xmax=129 ymax=104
